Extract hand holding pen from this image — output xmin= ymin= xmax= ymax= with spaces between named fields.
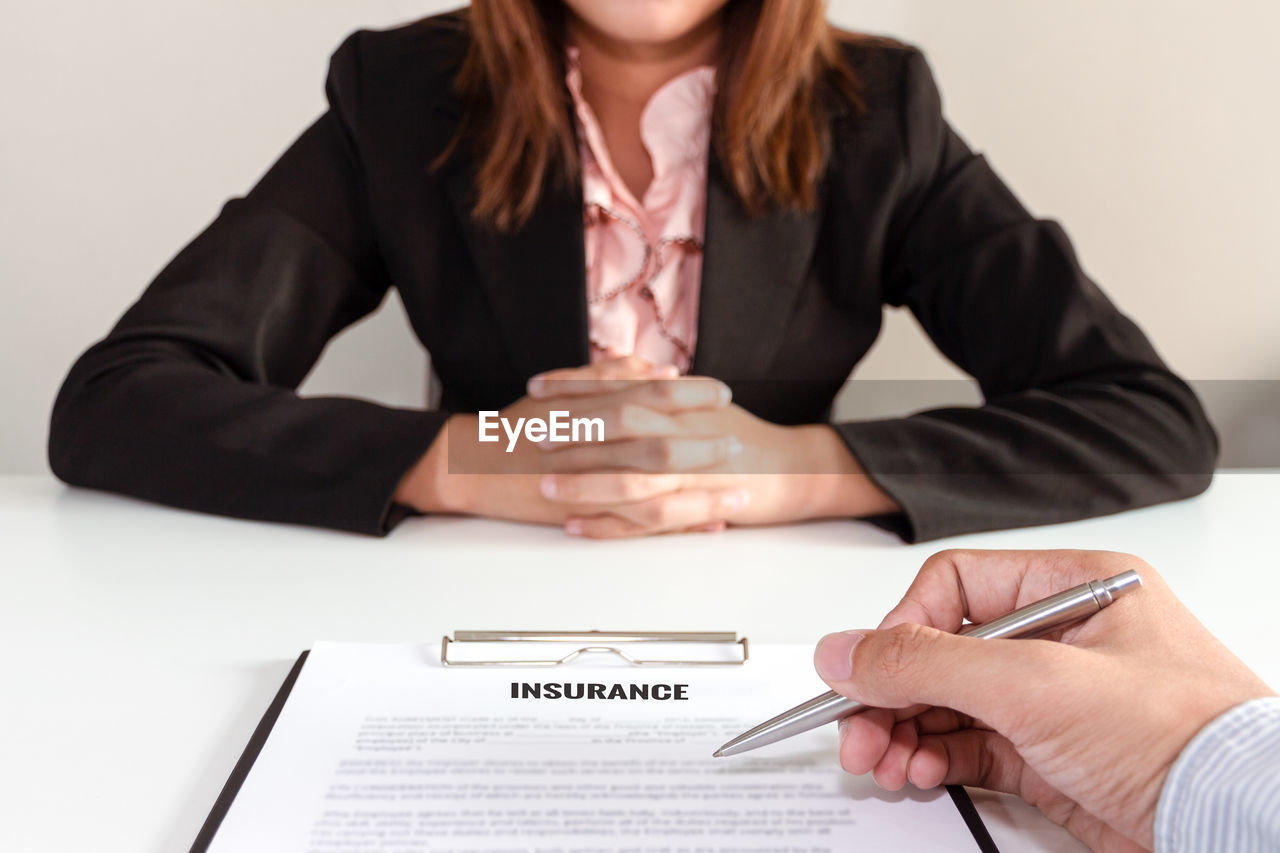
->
xmin=742 ymin=551 xmax=1273 ymax=852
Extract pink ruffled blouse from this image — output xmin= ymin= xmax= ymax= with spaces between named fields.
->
xmin=566 ymin=49 xmax=716 ymax=374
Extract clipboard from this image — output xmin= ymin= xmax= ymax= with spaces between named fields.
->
xmin=191 ymin=632 xmax=999 ymax=853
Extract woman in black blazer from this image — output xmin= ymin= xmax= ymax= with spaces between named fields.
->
xmin=48 ymin=1 xmax=1216 ymax=541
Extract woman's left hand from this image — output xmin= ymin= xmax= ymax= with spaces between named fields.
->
xmin=527 ymin=369 xmax=900 ymax=538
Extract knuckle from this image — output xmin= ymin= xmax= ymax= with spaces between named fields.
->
xmin=578 ymin=521 xmax=610 ymax=539
xmin=649 ymin=381 xmax=677 ymax=404
xmin=652 ymin=499 xmax=682 ymax=529
xmin=922 ymin=549 xmax=967 ymax=572
xmin=554 ymin=476 xmax=582 ymax=501
xmin=619 ymin=356 xmax=649 ymax=376
xmin=618 ymin=404 xmax=643 ymax=431
xmin=917 ymin=549 xmax=974 ymax=588
xmin=715 ymin=436 xmax=739 ymax=462
xmin=630 ymin=500 xmax=663 ymax=528
xmin=975 ymin=737 xmax=998 ymax=787
xmin=620 ymin=473 xmax=647 ymax=500
xmin=699 ymin=379 xmax=724 ymax=405
xmin=1101 ymin=550 xmax=1149 ymax=574
xmin=642 ymin=440 xmax=675 ymax=470
xmin=599 ymin=405 xmax=627 ymax=434
xmin=869 ymin=624 xmax=928 ymax=683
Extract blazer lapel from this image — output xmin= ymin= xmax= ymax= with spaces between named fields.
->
xmin=445 ymin=163 xmax=590 ymax=381
xmin=443 ymin=117 xmax=825 ymax=385
xmin=691 ymin=157 xmax=824 ymax=381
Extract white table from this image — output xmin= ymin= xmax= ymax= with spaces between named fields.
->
xmin=3 ymin=472 xmax=1277 ymax=853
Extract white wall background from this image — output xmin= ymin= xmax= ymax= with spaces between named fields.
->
xmin=3 ymin=0 xmax=1278 ymax=473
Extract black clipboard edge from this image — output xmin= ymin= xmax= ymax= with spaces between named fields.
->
xmin=189 ymin=650 xmax=310 ymax=853
xmin=948 ymin=784 xmax=1001 ymax=852
xmin=189 ymin=651 xmax=998 ymax=852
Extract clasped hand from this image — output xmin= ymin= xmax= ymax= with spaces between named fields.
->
xmin=399 ymin=356 xmax=894 ymax=537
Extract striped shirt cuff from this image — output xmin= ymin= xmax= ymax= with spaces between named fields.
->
xmin=1155 ymin=697 xmax=1280 ymax=852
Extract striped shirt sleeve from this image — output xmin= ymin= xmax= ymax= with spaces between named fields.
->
xmin=1155 ymin=697 xmax=1280 ymax=852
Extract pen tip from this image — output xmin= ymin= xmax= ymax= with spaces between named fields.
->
xmin=712 ymin=749 xmax=724 ymax=758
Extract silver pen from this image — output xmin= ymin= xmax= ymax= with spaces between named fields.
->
xmin=714 ymin=570 xmax=1143 ymax=758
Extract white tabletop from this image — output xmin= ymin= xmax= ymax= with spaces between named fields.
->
xmin=3 ymin=472 xmax=1277 ymax=853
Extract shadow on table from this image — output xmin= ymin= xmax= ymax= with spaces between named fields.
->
xmin=396 ymin=511 xmax=910 ymax=550
xmin=50 ymin=482 xmax=910 ymax=553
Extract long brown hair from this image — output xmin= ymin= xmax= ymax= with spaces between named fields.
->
xmin=443 ymin=0 xmax=860 ymax=231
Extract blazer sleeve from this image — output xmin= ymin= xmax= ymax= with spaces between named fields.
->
xmin=48 ymin=33 xmax=447 ymax=535
xmin=832 ymin=50 xmax=1218 ymax=542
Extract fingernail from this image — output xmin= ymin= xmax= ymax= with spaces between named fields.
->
xmin=725 ymin=436 xmax=743 ymax=458
xmin=715 ymin=382 xmax=732 ymax=406
xmin=656 ymin=365 xmax=680 ymax=378
xmin=540 ymin=476 xmax=557 ymax=498
xmin=815 ymin=631 xmax=866 ymax=682
xmin=565 ymin=519 xmax=583 ymax=537
xmin=527 ymin=376 xmax=547 ymax=395
xmin=722 ymin=489 xmax=750 ymax=511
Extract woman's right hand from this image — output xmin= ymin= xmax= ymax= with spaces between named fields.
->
xmin=394 ymin=356 xmax=741 ymax=528
xmin=814 ymin=549 xmax=1274 ymax=852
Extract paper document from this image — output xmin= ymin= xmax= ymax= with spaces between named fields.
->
xmin=205 ymin=642 xmax=980 ymax=851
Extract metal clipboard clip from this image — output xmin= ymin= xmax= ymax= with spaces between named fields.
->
xmin=440 ymin=630 xmax=749 ymax=667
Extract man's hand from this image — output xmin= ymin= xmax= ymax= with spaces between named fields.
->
xmin=814 ymin=550 xmax=1274 ymax=852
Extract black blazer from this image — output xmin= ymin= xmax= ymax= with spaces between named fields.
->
xmin=48 ymin=12 xmax=1217 ymax=541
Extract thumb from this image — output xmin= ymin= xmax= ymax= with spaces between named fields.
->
xmin=815 ymin=624 xmax=1063 ymax=727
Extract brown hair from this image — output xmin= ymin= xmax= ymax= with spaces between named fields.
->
xmin=442 ymin=0 xmax=860 ymax=231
